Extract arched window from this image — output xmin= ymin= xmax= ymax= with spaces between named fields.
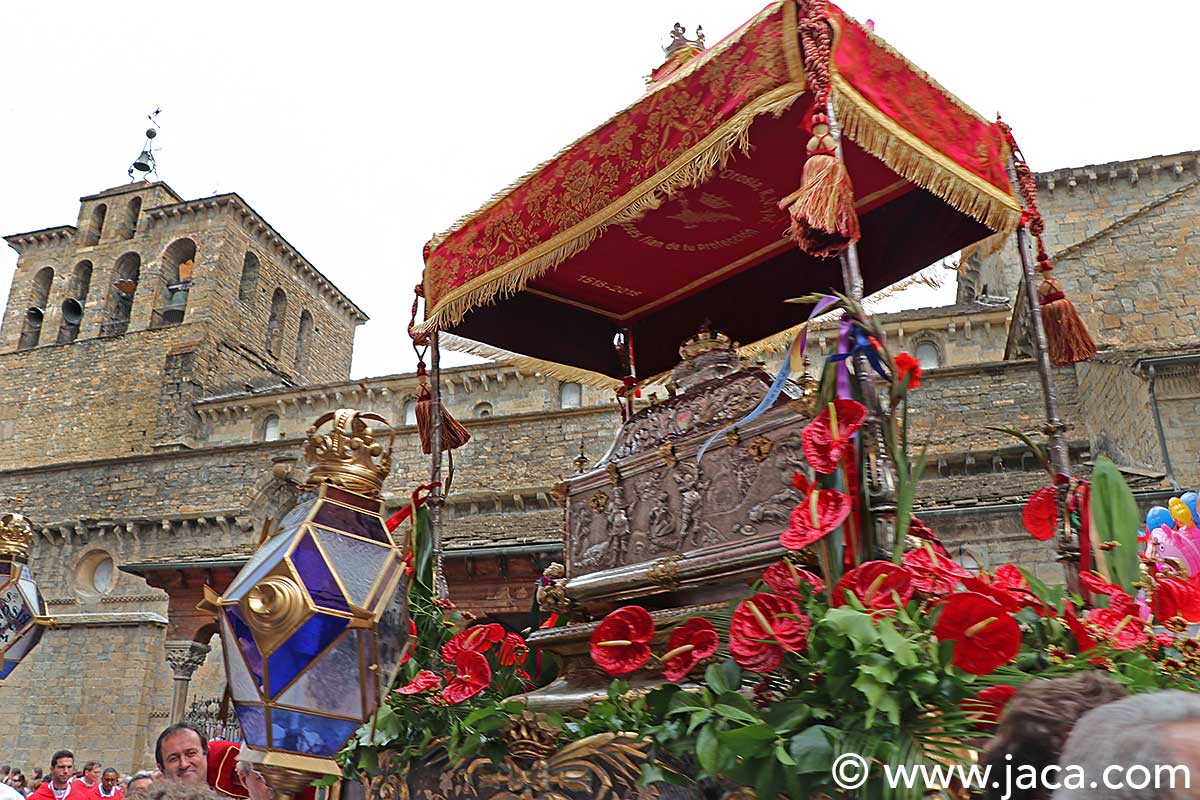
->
xmin=156 ymin=238 xmax=196 ymax=328
xmin=18 ymin=266 xmax=54 ymax=350
xmin=57 ymin=260 xmax=92 ymax=344
xmin=239 ymin=251 xmax=260 ymax=305
xmin=295 ymin=310 xmax=314 ymax=375
xmin=83 ymin=203 xmax=107 ymax=245
xmin=262 ymin=415 xmax=280 ymax=441
xmin=559 ymin=381 xmax=582 ymax=409
xmin=403 ymin=399 xmax=418 ymax=426
xmin=266 ymin=288 xmax=288 ymax=357
xmin=120 ymin=196 xmax=142 ymax=241
xmin=474 ymin=401 xmax=493 ymax=418
xmin=914 ymin=341 xmax=941 ymax=370
xmin=102 ymin=252 xmax=141 ymax=337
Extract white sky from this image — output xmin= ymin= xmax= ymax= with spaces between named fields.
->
xmin=1 ymin=1 xmax=1195 ymax=379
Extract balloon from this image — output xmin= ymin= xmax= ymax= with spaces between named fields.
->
xmin=1183 ymin=491 xmax=1199 ymax=524
xmin=1157 ymin=525 xmax=1200 ymax=577
xmin=1147 ymin=505 xmax=1174 ymax=534
xmin=1170 ymin=497 xmax=1196 ymax=528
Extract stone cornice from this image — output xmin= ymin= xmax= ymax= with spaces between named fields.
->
xmin=4 ymin=225 xmax=78 ymax=253
xmin=47 ymin=611 xmax=168 ymax=627
xmin=1036 ymin=150 xmax=1200 ymax=192
xmin=143 ymin=192 xmax=368 ymax=325
xmin=30 ymin=509 xmax=253 ymax=545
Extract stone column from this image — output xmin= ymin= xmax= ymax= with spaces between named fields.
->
xmin=165 ymin=640 xmax=212 ymax=724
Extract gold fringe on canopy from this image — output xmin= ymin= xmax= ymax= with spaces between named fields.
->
xmin=415 ymin=86 xmax=807 ymax=338
xmin=831 ymin=76 xmax=1022 ymax=236
xmin=439 ymin=333 xmax=625 ymax=390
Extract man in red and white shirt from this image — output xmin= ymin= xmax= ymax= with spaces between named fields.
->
xmin=93 ymin=769 xmax=123 ymax=800
xmin=29 ymin=752 xmax=88 ymax=800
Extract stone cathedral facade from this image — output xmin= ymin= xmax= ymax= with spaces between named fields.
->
xmin=1 ymin=147 xmax=1198 ymax=768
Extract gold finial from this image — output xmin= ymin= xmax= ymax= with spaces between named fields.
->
xmin=303 ymin=409 xmax=394 ymax=498
xmin=0 ymin=511 xmax=34 ymax=561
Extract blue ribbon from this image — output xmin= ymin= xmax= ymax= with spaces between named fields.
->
xmin=696 ymin=296 xmax=839 ymax=463
xmin=828 ymin=323 xmax=890 ymax=384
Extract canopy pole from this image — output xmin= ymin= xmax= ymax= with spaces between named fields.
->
xmin=1008 ymin=162 xmax=1079 ymax=592
xmin=429 ymin=331 xmax=449 ymax=599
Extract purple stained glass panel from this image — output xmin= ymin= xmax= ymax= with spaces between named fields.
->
xmin=290 ymin=533 xmax=349 ymax=613
xmin=266 ymin=612 xmax=348 ymax=697
xmin=224 ymin=605 xmax=265 ymax=689
xmin=269 ymin=708 xmax=359 ymax=756
xmin=312 ymin=502 xmax=390 ymax=544
xmin=276 ymin=630 xmax=364 ymax=719
xmin=278 ymin=497 xmax=318 ymax=529
xmin=324 ymin=486 xmax=382 ymax=514
xmin=235 ymin=704 xmax=268 ymax=747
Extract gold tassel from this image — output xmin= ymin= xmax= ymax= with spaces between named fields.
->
xmin=1038 ymin=275 xmax=1097 ymax=366
xmin=415 ymin=368 xmax=471 ymax=455
xmin=778 ymin=118 xmax=860 ymax=258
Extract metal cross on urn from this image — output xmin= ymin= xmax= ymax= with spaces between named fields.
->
xmin=205 ymin=410 xmax=410 ymax=798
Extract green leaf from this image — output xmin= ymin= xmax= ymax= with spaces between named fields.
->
xmin=822 ymin=606 xmax=879 ymax=648
xmin=775 ymin=741 xmax=797 ymax=766
xmin=1089 ymin=457 xmax=1141 ymax=592
xmin=696 ymin=725 xmax=722 ymax=775
xmin=705 ymin=662 xmax=732 ymax=694
xmin=714 ymin=703 xmax=763 ymax=724
xmin=688 ymin=710 xmax=713 ymax=734
xmin=858 ymin=653 xmax=899 ymax=685
xmin=877 ymin=618 xmax=919 ymax=667
xmin=853 ymin=673 xmax=887 ymax=708
xmin=789 ymin=726 xmax=837 ymax=774
xmin=718 ymin=723 xmax=778 ymax=752
xmin=984 ymin=425 xmax=1051 ymax=475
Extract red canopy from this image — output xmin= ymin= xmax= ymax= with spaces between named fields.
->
xmin=417 ymin=1 xmax=1020 ymax=382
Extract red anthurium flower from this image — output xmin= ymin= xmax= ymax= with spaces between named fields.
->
xmin=933 ymin=592 xmax=1021 ymax=675
xmin=781 ymin=486 xmax=851 ymax=551
xmin=962 ymin=684 xmax=1017 ymax=729
xmin=395 ymin=669 xmax=442 ymax=695
xmin=1064 ymin=603 xmax=1097 ymax=652
xmin=906 ymin=517 xmax=944 ymax=553
xmin=1085 ymin=608 xmax=1149 ymax=650
xmin=1079 ymin=571 xmax=1123 ymax=597
xmin=1022 ymin=486 xmax=1058 ymax=541
xmin=801 ymin=400 xmax=868 ymax=474
xmin=729 ymin=593 xmax=809 ymax=672
xmin=498 ymin=632 xmax=530 ymax=667
xmin=441 ymin=650 xmax=492 ymax=704
xmin=992 ymin=565 xmax=1028 ymax=592
xmin=833 ymin=561 xmax=914 ymax=612
xmin=762 ymin=560 xmax=825 ymax=598
xmin=893 ymin=352 xmax=923 ymax=390
xmin=589 ymin=606 xmax=655 ymax=675
xmin=441 ymin=622 xmax=505 ymax=664
xmin=661 ymin=618 xmax=720 ymax=682
xmin=1153 ymin=576 xmax=1200 ymax=624
xmin=398 ymin=617 xmax=420 ymax=665
xmin=902 ymin=545 xmax=971 ymax=595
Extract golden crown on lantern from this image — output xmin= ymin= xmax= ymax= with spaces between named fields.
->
xmin=0 ymin=512 xmax=34 ymax=561
xmin=303 ymin=409 xmax=394 ymax=498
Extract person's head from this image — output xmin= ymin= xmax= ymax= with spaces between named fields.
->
xmin=130 ymin=780 xmax=216 ymax=800
xmin=234 ymin=761 xmax=272 ymax=800
xmin=8 ymin=773 xmax=25 ymax=792
xmin=49 ymin=752 xmax=75 ymax=787
xmin=82 ymin=763 xmax=101 ymax=785
xmin=31 ymin=770 xmax=42 ymax=781
xmin=126 ymin=772 xmax=155 ymax=794
xmin=100 ymin=769 xmax=120 ymax=793
xmin=984 ymin=671 xmax=1128 ymax=800
xmin=155 ymin=723 xmax=209 ymax=784
xmin=1054 ymin=689 xmax=1200 ymax=799
xmin=0 ymin=767 xmax=10 ymax=780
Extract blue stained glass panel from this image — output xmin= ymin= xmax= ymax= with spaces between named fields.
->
xmin=235 ymin=704 xmax=267 ymax=747
xmin=278 ymin=497 xmax=318 ymax=529
xmin=0 ymin=660 xmax=17 ymax=679
xmin=311 ymin=527 xmax=389 ymax=607
xmin=267 ymin=612 xmax=348 ymax=697
xmin=290 ymin=533 xmax=349 ymax=613
xmin=312 ymin=502 xmax=390 ymax=544
xmin=277 ymin=631 xmax=364 ymax=719
xmin=269 ymin=708 xmax=359 ymax=756
xmin=225 ymin=528 xmax=300 ymax=600
xmin=3 ymin=623 xmax=42 ymax=661
xmin=224 ymin=606 xmax=264 ymax=689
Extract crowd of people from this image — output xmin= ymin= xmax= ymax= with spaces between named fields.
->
xmin=0 ymin=725 xmax=277 ymax=800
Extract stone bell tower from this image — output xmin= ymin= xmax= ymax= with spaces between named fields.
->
xmin=0 ymin=180 xmax=367 ymax=470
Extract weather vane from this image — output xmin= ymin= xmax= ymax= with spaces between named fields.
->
xmin=128 ymin=107 xmax=162 ymax=181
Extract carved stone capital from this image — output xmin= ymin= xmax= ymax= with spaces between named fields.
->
xmin=165 ymin=640 xmax=211 ymax=679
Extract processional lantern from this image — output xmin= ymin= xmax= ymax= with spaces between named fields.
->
xmin=0 ymin=510 xmax=51 ymax=680
xmin=210 ymin=410 xmax=409 ymax=797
